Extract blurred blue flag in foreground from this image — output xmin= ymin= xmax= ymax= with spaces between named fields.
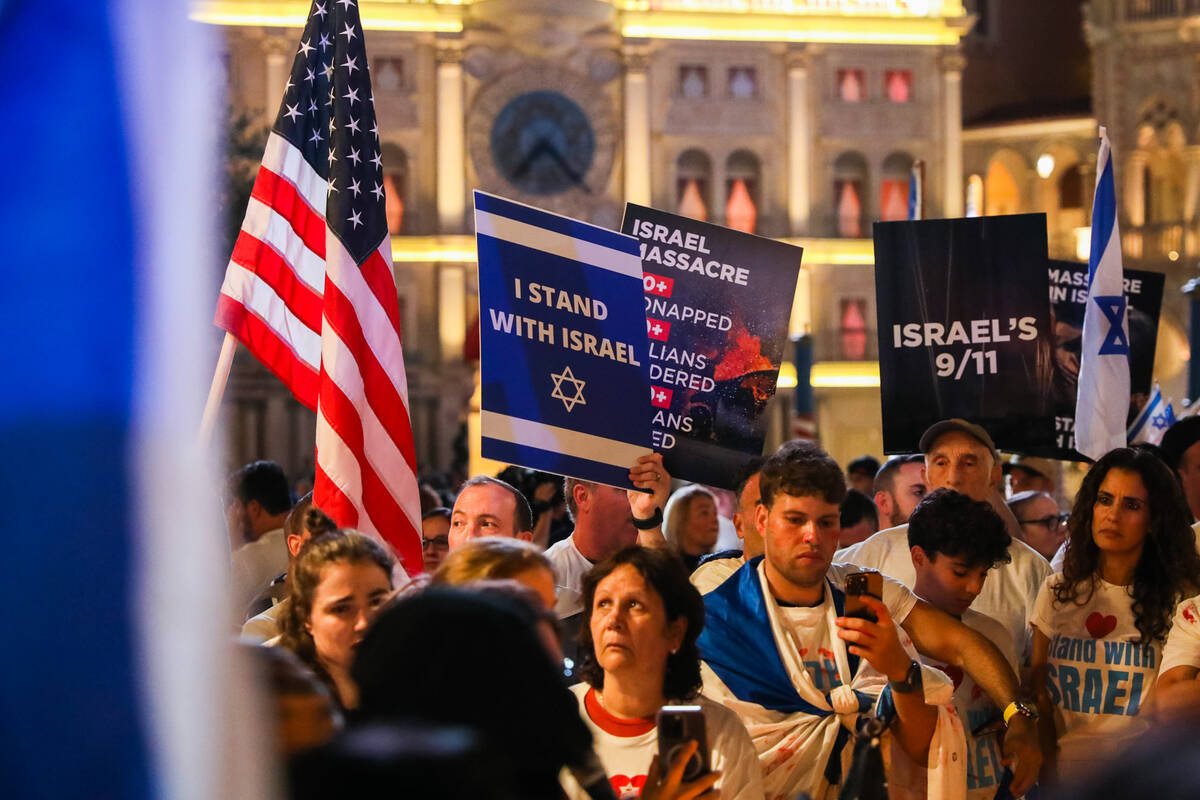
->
xmin=0 ymin=2 xmax=273 ymax=798
xmin=1075 ymin=127 xmax=1131 ymax=461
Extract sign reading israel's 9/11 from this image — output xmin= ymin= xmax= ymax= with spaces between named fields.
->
xmin=474 ymin=191 xmax=653 ymax=490
xmin=623 ymin=204 xmax=804 ymax=489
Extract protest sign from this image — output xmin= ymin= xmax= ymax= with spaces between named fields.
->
xmin=874 ymin=213 xmax=1056 ymax=453
xmin=475 ymin=191 xmax=653 ymax=489
xmin=622 ymin=204 xmax=803 ymax=489
xmin=1036 ymin=259 xmax=1164 ymax=458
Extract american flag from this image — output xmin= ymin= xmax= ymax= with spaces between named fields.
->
xmin=214 ymin=0 xmax=422 ymax=572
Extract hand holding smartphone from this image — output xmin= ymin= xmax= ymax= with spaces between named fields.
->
xmin=844 ymin=570 xmax=883 ymax=623
xmin=656 ymin=705 xmax=710 ymax=782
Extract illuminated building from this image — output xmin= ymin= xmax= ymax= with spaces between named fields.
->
xmin=198 ymin=0 xmax=973 ymax=476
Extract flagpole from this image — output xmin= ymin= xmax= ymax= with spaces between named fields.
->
xmin=198 ymin=332 xmax=237 ymax=447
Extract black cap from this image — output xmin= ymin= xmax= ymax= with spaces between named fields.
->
xmin=1160 ymin=417 xmax=1200 ymax=469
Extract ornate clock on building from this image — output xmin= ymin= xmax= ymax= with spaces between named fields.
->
xmin=468 ymin=63 xmax=618 ymax=220
xmin=490 ymin=90 xmax=596 ymax=196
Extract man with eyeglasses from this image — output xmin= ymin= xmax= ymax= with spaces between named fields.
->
xmin=421 ymin=507 xmax=452 ymax=573
xmin=1006 ymin=491 xmax=1067 ymax=562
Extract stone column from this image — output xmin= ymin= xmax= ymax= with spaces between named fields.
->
xmin=940 ymin=50 xmax=966 ymax=218
xmin=263 ymin=35 xmax=292 ymax=120
xmin=436 ymin=39 xmax=466 ymax=233
xmin=1182 ymin=145 xmax=1200 ymax=222
xmin=1126 ymin=150 xmax=1148 ymax=227
xmin=787 ymin=48 xmax=812 ymax=236
xmin=623 ymin=43 xmax=652 ymax=207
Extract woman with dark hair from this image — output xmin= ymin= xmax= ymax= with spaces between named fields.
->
xmin=278 ymin=531 xmax=394 ymax=712
xmin=1027 ymin=447 xmax=1200 ymax=782
xmin=567 ymin=546 xmax=762 ymax=799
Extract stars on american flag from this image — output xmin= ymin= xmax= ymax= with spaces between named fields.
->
xmin=272 ymin=0 xmax=388 ymax=264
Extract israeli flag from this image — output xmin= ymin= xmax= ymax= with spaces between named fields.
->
xmin=1128 ymin=385 xmax=1176 ymax=446
xmin=1 ymin=2 xmax=274 ymax=799
xmin=1075 ymin=127 xmax=1131 ymax=460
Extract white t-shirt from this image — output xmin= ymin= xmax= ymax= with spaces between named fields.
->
xmin=689 ymin=554 xmax=744 ymax=596
xmin=1030 ymin=573 xmax=1158 ymax=776
xmin=1159 ymin=592 xmax=1200 ymax=675
xmin=921 ymin=608 xmax=1016 ymax=800
xmin=778 ymin=563 xmax=919 ymax=691
xmin=562 ymin=683 xmax=763 ymax=800
xmin=231 ymin=527 xmax=288 ymax=620
xmin=835 ymin=524 xmax=1050 ymax=663
xmin=546 ymin=533 xmax=593 ymax=620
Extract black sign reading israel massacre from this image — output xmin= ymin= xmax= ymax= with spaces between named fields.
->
xmin=874 ymin=213 xmax=1056 ymax=454
xmin=622 ymin=204 xmax=803 ymax=489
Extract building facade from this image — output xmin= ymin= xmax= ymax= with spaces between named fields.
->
xmin=200 ymin=0 xmax=975 ymax=478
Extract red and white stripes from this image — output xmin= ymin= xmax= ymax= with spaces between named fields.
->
xmin=215 ymin=132 xmax=422 ymax=574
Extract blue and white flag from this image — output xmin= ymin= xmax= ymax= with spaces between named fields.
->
xmin=1127 ymin=385 xmax=1176 ymax=446
xmin=907 ymin=163 xmax=923 ymax=221
xmin=474 ymin=192 xmax=654 ymax=489
xmin=1075 ymin=127 xmax=1131 ymax=460
xmin=1 ymin=2 xmax=274 ymax=799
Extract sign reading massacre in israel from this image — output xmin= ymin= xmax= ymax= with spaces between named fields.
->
xmin=874 ymin=213 xmax=1056 ymax=454
xmin=622 ymin=204 xmax=804 ymax=489
xmin=1033 ymin=258 xmax=1164 ymax=459
xmin=474 ymin=191 xmax=653 ymax=490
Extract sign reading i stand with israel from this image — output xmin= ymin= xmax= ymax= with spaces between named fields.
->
xmin=1075 ymin=127 xmax=1131 ymax=461
xmin=475 ymin=191 xmax=653 ymax=490
xmin=622 ymin=204 xmax=804 ymax=489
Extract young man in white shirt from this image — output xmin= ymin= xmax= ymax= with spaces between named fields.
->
xmin=698 ymin=440 xmax=1042 ymax=800
xmin=908 ymin=487 xmax=1021 ymax=800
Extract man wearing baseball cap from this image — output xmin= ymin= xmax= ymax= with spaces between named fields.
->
xmin=1003 ymin=455 xmax=1059 ymax=497
xmin=836 ymin=418 xmax=1051 ymax=661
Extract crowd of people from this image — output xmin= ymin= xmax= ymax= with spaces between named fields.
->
xmin=223 ymin=414 xmax=1200 ymax=799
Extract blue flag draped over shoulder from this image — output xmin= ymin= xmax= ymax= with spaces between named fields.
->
xmin=1075 ymin=127 xmax=1131 ymax=460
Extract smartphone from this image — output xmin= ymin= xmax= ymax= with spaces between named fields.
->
xmin=844 ymin=570 xmax=883 ymax=623
xmin=656 ymin=705 xmax=709 ymax=781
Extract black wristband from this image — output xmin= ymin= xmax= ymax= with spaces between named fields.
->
xmin=632 ymin=506 xmax=663 ymax=530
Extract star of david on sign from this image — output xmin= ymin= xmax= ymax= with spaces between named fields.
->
xmin=1093 ymin=295 xmax=1130 ymax=356
xmin=550 ymin=366 xmax=586 ymax=412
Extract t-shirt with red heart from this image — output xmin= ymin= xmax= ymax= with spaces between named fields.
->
xmin=1030 ymin=573 xmax=1160 ymax=780
xmin=559 ymin=684 xmax=763 ymax=800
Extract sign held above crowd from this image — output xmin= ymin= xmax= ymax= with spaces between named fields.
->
xmin=474 ymin=191 xmax=653 ymax=490
xmin=874 ymin=213 xmax=1056 ymax=454
xmin=623 ymin=204 xmax=804 ymax=489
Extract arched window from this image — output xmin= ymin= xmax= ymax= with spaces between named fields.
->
xmin=880 ymin=152 xmax=914 ymax=221
xmin=1058 ymin=168 xmax=1082 ymax=211
xmin=837 ymin=69 xmax=865 ymax=102
xmin=725 ymin=150 xmax=760 ymax=233
xmin=985 ymin=154 xmax=1022 ymax=216
xmin=381 ymin=143 xmax=408 ymax=234
xmin=676 ymin=149 xmax=712 ymax=221
xmin=833 ymin=152 xmax=869 ymax=238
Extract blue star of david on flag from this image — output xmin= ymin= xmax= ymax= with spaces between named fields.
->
xmin=1093 ymin=295 xmax=1129 ymax=355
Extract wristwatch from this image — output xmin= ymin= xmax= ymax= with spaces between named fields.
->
xmin=632 ymin=506 xmax=663 ymax=530
xmin=1003 ymin=700 xmax=1039 ymax=725
xmin=890 ymin=660 xmax=923 ymax=694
